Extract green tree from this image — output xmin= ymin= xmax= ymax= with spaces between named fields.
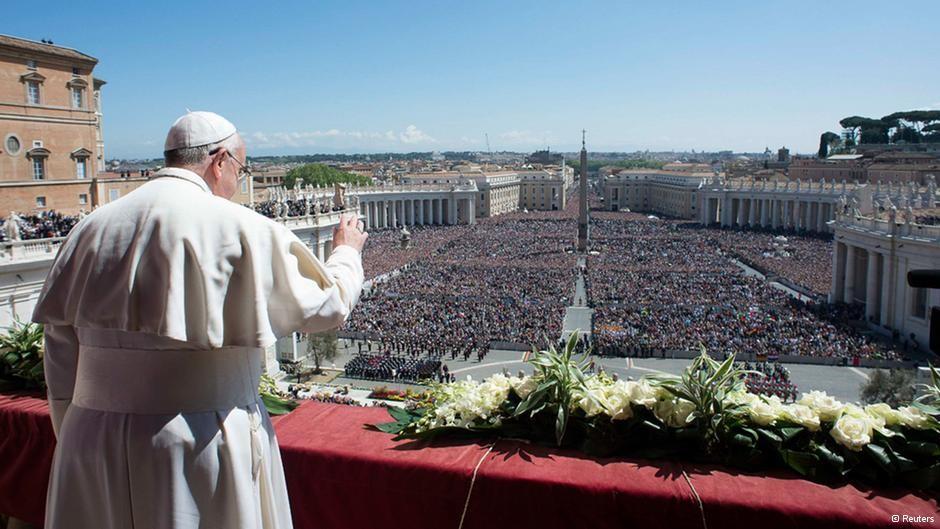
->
xmin=839 ymin=116 xmax=891 ymax=144
xmin=305 ymin=331 xmax=339 ymax=375
xmin=860 ymin=369 xmax=915 ymax=407
xmin=818 ymin=131 xmax=840 ymax=158
xmin=284 ymin=163 xmax=373 ymax=189
xmin=565 ymin=158 xmax=665 ymax=176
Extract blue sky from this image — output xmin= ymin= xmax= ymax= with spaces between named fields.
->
xmin=6 ymin=1 xmax=939 ymax=157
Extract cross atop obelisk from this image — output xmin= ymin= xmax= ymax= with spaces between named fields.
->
xmin=577 ymin=129 xmax=589 ymax=252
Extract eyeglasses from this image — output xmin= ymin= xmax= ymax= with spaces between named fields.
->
xmin=227 ymin=151 xmax=252 ymax=179
xmin=211 ymin=147 xmax=252 ymax=179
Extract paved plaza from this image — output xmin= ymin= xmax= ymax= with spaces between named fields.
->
xmin=286 ymin=337 xmax=875 ymax=404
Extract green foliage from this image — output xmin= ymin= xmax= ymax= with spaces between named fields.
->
xmin=0 ymin=320 xmax=45 ymax=391
xmin=836 ymin=110 xmax=940 ymax=146
xmin=566 ymin=159 xmax=665 ymax=176
xmin=861 ymin=369 xmax=915 ymax=407
xmin=259 ymin=373 xmax=299 ymax=416
xmin=818 ymin=131 xmax=840 ymax=158
xmin=655 ymin=347 xmax=752 ymax=455
xmin=891 ymin=127 xmax=923 ymax=144
xmin=915 ymin=364 xmax=940 ymax=407
xmin=305 ymin=330 xmax=339 ymax=374
xmin=284 ymin=163 xmax=372 ymax=189
xmin=513 ymin=333 xmax=596 ymax=446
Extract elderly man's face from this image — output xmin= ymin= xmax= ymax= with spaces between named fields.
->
xmin=209 ymin=136 xmax=246 ymax=200
xmin=224 ymin=142 xmax=247 ymax=200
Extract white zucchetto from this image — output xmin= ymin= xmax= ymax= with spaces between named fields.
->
xmin=164 ymin=111 xmax=237 ymax=151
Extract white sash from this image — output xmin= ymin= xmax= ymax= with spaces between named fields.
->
xmin=72 ymin=345 xmax=263 ymax=414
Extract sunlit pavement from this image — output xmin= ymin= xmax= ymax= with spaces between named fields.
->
xmin=300 ymin=340 xmax=872 ymax=403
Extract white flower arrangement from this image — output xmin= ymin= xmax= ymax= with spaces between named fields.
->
xmin=375 ymin=342 xmax=940 ymax=491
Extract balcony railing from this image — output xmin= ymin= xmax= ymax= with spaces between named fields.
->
xmin=0 ymin=237 xmax=65 ymax=265
xmin=0 ymin=207 xmax=361 ymax=265
xmin=834 ymin=212 xmax=940 ymax=241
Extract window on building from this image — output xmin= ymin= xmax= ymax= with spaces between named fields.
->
xmin=27 ymin=59 xmax=37 ymax=70
xmin=109 ymin=189 xmax=120 ymax=202
xmin=36 ymin=196 xmax=46 ymax=207
xmin=72 ymin=87 xmax=84 ymax=108
xmin=32 ymin=158 xmax=44 ymax=180
xmin=72 ymin=66 xmax=81 ymax=76
xmin=78 ymin=194 xmax=88 ymax=205
xmin=912 ymin=288 xmax=928 ymax=319
xmin=27 ymin=81 xmax=40 ymax=104
xmin=5 ymin=136 xmax=21 ymax=155
xmin=76 ymin=159 xmax=87 ymax=179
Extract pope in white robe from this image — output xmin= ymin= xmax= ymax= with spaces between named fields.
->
xmin=31 ymin=111 xmax=368 ymax=529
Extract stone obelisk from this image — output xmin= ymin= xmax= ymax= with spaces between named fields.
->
xmin=577 ymin=129 xmax=588 ymax=252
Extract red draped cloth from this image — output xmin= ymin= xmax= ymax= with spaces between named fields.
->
xmin=1 ymin=393 xmax=937 ymax=528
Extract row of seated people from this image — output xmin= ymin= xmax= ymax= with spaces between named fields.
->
xmin=344 ymin=353 xmax=441 ymax=383
xmin=285 ymin=385 xmax=391 ymax=407
xmin=738 ymin=361 xmax=800 ymax=402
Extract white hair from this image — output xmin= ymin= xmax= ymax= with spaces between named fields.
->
xmin=164 ymin=133 xmax=242 ymax=167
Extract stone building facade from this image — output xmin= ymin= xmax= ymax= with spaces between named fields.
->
xmin=830 ymin=212 xmax=940 ymax=352
xmin=402 ymin=167 xmax=519 ymax=218
xmin=517 ymin=166 xmax=571 ymax=211
xmin=602 ymin=170 xmax=708 ymax=218
xmin=0 ymin=35 xmax=106 ymax=216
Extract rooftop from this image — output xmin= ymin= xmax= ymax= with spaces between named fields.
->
xmin=0 ymin=34 xmax=98 ymax=65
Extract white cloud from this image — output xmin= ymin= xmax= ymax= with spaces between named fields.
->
xmin=399 ymin=125 xmax=436 ymax=144
xmin=243 ymin=125 xmax=436 ymax=150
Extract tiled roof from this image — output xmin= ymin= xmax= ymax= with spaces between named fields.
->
xmin=0 ymin=34 xmax=97 ymax=64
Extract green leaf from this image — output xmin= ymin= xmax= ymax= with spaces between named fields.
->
xmin=780 ymin=449 xmax=819 ymax=477
xmin=902 ymin=463 xmax=940 ymax=490
xmin=387 ymin=406 xmax=417 ymax=424
xmin=902 ymin=441 xmax=940 ymax=458
xmin=864 ymin=444 xmax=895 ymax=475
xmin=777 ymin=425 xmax=804 ymax=442
xmin=260 ymin=393 xmax=299 ymax=416
xmin=555 ymin=404 xmax=568 ymax=446
xmin=813 ymin=443 xmax=846 ymax=475
xmin=373 ymin=421 xmax=407 ymax=434
xmin=757 ymin=428 xmax=783 ymax=445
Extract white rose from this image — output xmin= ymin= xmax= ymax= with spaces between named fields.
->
xmin=622 ymin=380 xmax=659 ymax=409
xmin=724 ymin=389 xmax=756 ymax=408
xmin=798 ymin=391 xmax=844 ymax=422
xmin=576 ymin=390 xmax=608 ymax=417
xmin=654 ymin=397 xmax=696 ymax=428
xmin=864 ymin=403 xmax=900 ymax=427
xmin=830 ymin=413 xmax=874 ymax=451
xmin=780 ymin=404 xmax=820 ymax=431
xmin=603 ymin=386 xmax=633 ymax=420
xmin=896 ymin=406 xmax=933 ymax=430
xmin=509 ymin=376 xmax=539 ymax=400
xmin=747 ymin=396 xmax=780 ymax=426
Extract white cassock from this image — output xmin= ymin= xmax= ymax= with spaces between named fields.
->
xmin=31 ymin=167 xmax=364 ymax=529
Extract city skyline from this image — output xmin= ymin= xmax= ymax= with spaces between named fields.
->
xmin=3 ymin=0 xmax=939 ymax=158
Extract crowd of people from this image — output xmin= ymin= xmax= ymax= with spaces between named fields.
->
xmin=343 ymin=215 xmax=580 ymax=361
xmin=343 ymin=352 xmax=442 ymax=383
xmin=588 ymin=215 xmax=901 ymax=361
xmin=688 ymin=226 xmax=833 ymax=296
xmin=359 ymin=225 xmax=469 ymax=280
xmin=1 ymin=210 xmax=80 ymax=242
xmin=739 ymin=361 xmax=800 ymax=402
